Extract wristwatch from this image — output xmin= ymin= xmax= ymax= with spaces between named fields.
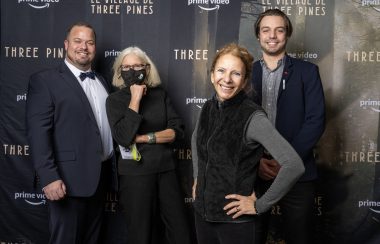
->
xmin=147 ymin=133 xmax=156 ymax=144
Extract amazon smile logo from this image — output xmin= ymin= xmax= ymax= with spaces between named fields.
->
xmin=188 ymin=0 xmax=230 ymax=12
xmin=15 ymin=191 xmax=47 ymax=206
xmin=369 ymin=207 xmax=380 ymax=214
xmin=17 ymin=0 xmax=60 ymax=9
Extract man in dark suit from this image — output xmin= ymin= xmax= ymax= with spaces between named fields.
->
xmin=251 ymin=9 xmax=326 ymax=244
xmin=26 ymin=22 xmax=115 ymax=244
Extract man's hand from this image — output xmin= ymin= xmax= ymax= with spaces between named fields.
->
xmin=258 ymin=158 xmax=281 ymax=180
xmin=43 ymin=180 xmax=66 ymax=201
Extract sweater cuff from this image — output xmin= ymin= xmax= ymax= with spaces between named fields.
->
xmin=255 ymin=198 xmax=270 ymax=214
xmin=125 ymin=107 xmax=143 ymax=122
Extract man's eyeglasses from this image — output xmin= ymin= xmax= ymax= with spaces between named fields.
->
xmin=120 ymin=64 xmax=149 ymax=71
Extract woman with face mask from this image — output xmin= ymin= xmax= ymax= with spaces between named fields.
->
xmin=106 ymin=46 xmax=191 ymax=244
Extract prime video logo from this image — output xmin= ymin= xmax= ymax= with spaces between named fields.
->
xmin=188 ymin=0 xmax=230 ymax=11
xmin=17 ymin=0 xmax=60 ymax=9
xmin=360 ymin=99 xmax=380 ymax=112
xmin=362 ymin=0 xmax=380 ymax=12
xmin=14 ymin=191 xmax=46 ymax=205
xmin=358 ymin=200 xmax=380 ymax=214
xmin=186 ymin=97 xmax=208 ymax=109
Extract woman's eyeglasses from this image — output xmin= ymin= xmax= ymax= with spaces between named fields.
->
xmin=120 ymin=64 xmax=149 ymax=71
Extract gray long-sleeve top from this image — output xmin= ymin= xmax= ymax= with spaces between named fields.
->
xmin=192 ymin=111 xmax=305 ymax=214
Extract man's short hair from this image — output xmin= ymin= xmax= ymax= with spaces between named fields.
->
xmin=254 ymin=9 xmax=293 ymax=38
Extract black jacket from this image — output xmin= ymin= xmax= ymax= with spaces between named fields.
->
xmin=26 ymin=62 xmax=117 ymax=196
xmin=251 ymin=55 xmax=325 ymax=181
xmin=106 ymin=86 xmax=184 ymax=175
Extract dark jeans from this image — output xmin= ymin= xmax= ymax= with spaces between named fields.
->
xmin=195 ymin=213 xmax=259 ymax=244
xmin=256 ymin=180 xmax=316 ymax=244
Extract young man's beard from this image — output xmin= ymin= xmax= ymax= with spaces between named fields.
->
xmin=262 ymin=44 xmax=287 ymax=57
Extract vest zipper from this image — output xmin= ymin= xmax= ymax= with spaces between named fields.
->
xmin=203 ymin=111 xmax=222 ymax=221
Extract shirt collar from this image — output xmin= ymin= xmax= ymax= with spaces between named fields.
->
xmin=64 ymin=59 xmax=92 ymax=80
xmin=260 ymin=56 xmax=286 ymax=72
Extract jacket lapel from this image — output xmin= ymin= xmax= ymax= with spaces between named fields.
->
xmin=58 ymin=62 xmax=99 ymax=128
xmin=95 ymin=73 xmax=112 ymax=94
xmin=277 ymin=55 xmax=294 ymax=99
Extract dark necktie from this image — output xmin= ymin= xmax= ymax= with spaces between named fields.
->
xmin=79 ymin=71 xmax=96 ymax=81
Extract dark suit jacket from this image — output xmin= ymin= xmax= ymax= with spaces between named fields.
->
xmin=251 ymin=55 xmax=326 ymax=181
xmin=26 ymin=62 xmax=116 ymax=197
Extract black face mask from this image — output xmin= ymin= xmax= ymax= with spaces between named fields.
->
xmin=121 ymin=69 xmax=146 ymax=86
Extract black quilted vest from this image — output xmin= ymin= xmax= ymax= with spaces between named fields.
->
xmin=194 ymin=91 xmax=264 ymax=222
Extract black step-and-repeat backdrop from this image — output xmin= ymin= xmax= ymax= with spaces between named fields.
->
xmin=1 ymin=0 xmax=380 ymax=243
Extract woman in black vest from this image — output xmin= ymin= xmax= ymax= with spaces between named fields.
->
xmin=191 ymin=43 xmax=305 ymax=244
